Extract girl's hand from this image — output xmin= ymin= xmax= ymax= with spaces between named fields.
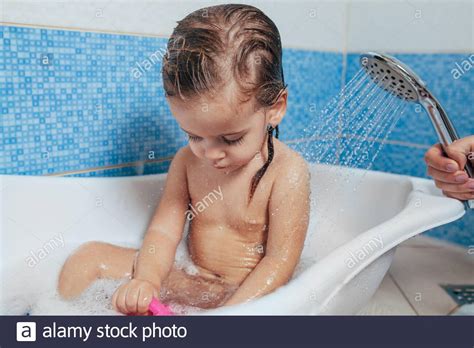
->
xmin=111 ymin=278 xmax=160 ymax=315
xmin=424 ymin=135 xmax=474 ymax=201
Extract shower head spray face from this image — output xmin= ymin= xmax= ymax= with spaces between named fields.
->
xmin=359 ymin=52 xmax=426 ymax=102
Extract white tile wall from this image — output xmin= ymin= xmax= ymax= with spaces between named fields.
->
xmin=346 ymin=0 xmax=473 ymax=53
xmin=1 ymin=0 xmax=471 ymax=53
xmin=0 ymin=0 xmax=347 ymax=51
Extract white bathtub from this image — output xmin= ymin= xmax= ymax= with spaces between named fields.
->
xmin=0 ymin=163 xmax=466 ymax=315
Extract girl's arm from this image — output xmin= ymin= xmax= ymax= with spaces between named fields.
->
xmin=222 ymin=156 xmax=311 ymax=306
xmin=133 ymin=147 xmax=191 ymax=289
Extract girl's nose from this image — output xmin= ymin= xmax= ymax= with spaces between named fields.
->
xmin=203 ymin=144 xmax=225 ymax=161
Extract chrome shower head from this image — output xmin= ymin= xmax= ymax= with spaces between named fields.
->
xmin=359 ymin=52 xmax=473 ymax=210
xmin=360 ymin=52 xmax=424 ymax=102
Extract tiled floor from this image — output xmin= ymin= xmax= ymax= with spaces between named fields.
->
xmin=358 ymin=235 xmax=474 ymax=315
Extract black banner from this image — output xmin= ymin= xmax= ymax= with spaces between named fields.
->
xmin=1 ymin=315 xmax=473 ymax=347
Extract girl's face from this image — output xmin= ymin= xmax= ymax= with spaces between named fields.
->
xmin=167 ymin=92 xmax=269 ymax=173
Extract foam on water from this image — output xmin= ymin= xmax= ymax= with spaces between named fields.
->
xmin=27 ymin=278 xmax=207 ymax=316
xmin=1 ymin=225 xmax=213 ymax=315
xmin=2 ymin=237 xmax=316 ymax=315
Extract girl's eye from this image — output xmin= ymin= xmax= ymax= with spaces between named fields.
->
xmin=188 ymin=135 xmax=202 ymax=142
xmin=223 ymin=136 xmax=244 ymax=146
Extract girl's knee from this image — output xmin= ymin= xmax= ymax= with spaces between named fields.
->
xmin=66 ymin=241 xmax=105 ymax=270
xmin=75 ymin=241 xmax=108 ymax=256
xmin=57 ymin=241 xmax=105 ymax=299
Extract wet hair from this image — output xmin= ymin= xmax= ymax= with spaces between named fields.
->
xmin=162 ymin=4 xmax=287 ymax=202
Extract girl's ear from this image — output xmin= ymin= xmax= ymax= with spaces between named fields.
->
xmin=266 ymin=88 xmax=288 ymax=126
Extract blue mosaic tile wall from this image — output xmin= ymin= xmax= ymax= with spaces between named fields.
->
xmin=0 ymin=25 xmax=187 ymax=175
xmin=0 ymin=25 xmax=472 ymax=246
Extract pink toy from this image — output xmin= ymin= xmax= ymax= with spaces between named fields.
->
xmin=148 ymin=297 xmax=174 ymax=316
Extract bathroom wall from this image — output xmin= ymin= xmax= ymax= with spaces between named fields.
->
xmin=1 ymin=0 xmax=473 ymax=246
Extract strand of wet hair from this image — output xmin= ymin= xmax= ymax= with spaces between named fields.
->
xmin=249 ymin=124 xmax=279 ymax=203
xmin=248 ymin=82 xmax=286 ymax=203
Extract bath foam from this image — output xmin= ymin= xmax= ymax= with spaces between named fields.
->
xmin=29 ymin=279 xmax=123 ymax=315
xmin=1 ymin=210 xmax=316 ymax=315
xmin=27 ymin=229 xmax=208 ymax=315
xmin=0 ymin=238 xmax=204 ymax=315
xmin=26 ymin=256 xmax=313 ymax=315
xmin=2 ymin=241 xmax=315 ymax=315
xmin=0 ymin=246 xmax=74 ymax=315
xmin=28 ymin=278 xmax=205 ymax=316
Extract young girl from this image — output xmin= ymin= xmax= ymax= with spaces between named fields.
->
xmin=58 ymin=4 xmax=310 ymax=314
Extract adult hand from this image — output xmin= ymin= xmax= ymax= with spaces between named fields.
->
xmin=424 ymin=135 xmax=474 ymax=201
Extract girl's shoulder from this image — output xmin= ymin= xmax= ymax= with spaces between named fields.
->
xmin=172 ymin=145 xmax=196 ymax=165
xmin=268 ymin=139 xmax=311 ymax=215
xmin=271 ymin=139 xmax=310 ymax=187
xmin=273 ymin=139 xmax=308 ymax=169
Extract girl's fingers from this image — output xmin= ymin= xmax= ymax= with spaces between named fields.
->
xmin=137 ymin=288 xmax=152 ymax=314
xmin=111 ymin=281 xmax=159 ymax=315
xmin=111 ymin=288 xmax=119 ymax=312
xmin=112 ymin=285 xmax=126 ymax=313
xmin=125 ymin=283 xmax=140 ymax=314
xmin=427 ymin=166 xmax=469 ymax=184
xmin=116 ymin=285 xmax=129 ymax=314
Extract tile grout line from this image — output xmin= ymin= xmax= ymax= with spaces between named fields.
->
xmin=41 ymin=133 xmax=430 ymax=177
xmin=2 ymin=24 xmax=472 ymax=54
xmin=43 ymin=156 xmax=174 ymax=177
xmin=0 ymin=22 xmax=343 ymax=53
xmin=388 ymin=271 xmax=420 ymax=315
xmin=397 ymin=244 xmax=442 ymax=249
xmin=0 ymin=21 xmax=171 ymax=39
xmin=399 ymin=237 xmax=470 ymax=251
xmin=287 ymin=133 xmax=431 ymax=149
xmin=446 ymin=304 xmax=460 ymax=315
